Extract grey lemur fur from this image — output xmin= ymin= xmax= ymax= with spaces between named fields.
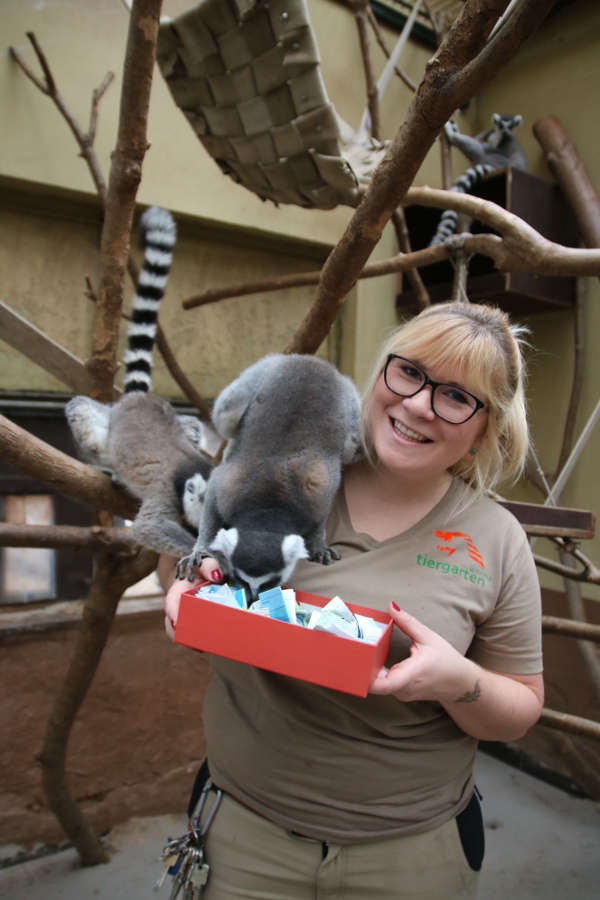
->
xmin=430 ymin=113 xmax=527 ymax=246
xmin=176 ymin=353 xmax=363 ymax=599
xmin=66 ymin=206 xmax=213 ymax=557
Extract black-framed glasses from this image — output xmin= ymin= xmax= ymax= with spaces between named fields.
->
xmin=383 ymin=355 xmax=486 ymax=424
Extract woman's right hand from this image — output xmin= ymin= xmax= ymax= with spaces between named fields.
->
xmin=161 ymin=555 xmax=224 ymax=640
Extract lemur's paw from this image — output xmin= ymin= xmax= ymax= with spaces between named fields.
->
xmin=175 ymin=555 xmax=194 ymax=581
xmin=311 ymin=546 xmax=341 ymax=566
xmin=175 ymin=549 xmax=210 ymax=581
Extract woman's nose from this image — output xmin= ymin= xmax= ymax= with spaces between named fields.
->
xmin=402 ymin=386 xmax=436 ymax=418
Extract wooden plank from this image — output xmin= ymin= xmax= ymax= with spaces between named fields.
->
xmin=0 ymin=301 xmax=120 ymax=398
xmin=499 ymin=499 xmax=595 ymax=539
xmin=539 ymin=708 xmax=600 ymax=741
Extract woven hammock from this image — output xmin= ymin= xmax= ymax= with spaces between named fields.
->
xmin=156 ymin=0 xmax=388 ymax=209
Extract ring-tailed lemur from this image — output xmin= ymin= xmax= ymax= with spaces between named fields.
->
xmin=429 ymin=113 xmax=527 ymax=246
xmin=66 ymin=207 xmax=213 ymax=557
xmin=176 ymin=353 xmax=363 ymax=599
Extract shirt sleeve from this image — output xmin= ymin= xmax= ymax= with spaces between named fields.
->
xmin=467 ymin=533 xmax=543 ymax=675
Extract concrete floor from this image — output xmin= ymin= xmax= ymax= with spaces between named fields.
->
xmin=0 ymin=752 xmax=598 ymax=899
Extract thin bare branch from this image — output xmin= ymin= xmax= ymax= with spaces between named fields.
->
xmin=390 ymin=210 xmax=430 ymax=308
xmin=14 ymin=32 xmax=110 ymax=202
xmin=8 ymin=44 xmax=49 ymax=93
xmin=352 ymin=1 xmax=381 ymax=140
xmin=87 ymin=71 xmax=115 ymax=147
xmin=26 ymin=30 xmax=56 ymax=93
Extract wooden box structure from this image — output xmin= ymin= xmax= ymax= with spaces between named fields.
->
xmin=399 ymin=169 xmax=581 ymax=315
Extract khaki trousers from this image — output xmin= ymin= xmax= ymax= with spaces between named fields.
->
xmin=201 ymin=792 xmax=480 ymax=900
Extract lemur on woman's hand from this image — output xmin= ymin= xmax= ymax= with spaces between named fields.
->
xmin=176 ymin=353 xmax=363 ymax=599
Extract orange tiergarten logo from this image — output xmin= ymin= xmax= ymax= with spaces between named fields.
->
xmin=434 ymin=530 xmax=486 ymax=569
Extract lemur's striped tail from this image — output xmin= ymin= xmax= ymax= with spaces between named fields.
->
xmin=124 ymin=206 xmax=177 ymax=393
xmin=428 ymin=164 xmax=494 ymax=247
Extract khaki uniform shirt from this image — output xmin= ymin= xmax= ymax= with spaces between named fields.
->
xmin=203 ymin=478 xmax=542 ymax=843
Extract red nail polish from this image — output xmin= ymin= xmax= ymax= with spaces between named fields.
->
xmin=211 ymin=568 xmax=223 ymax=582
xmin=169 ymin=617 xmax=176 ymax=629
xmin=392 ymin=601 xmax=401 ymax=611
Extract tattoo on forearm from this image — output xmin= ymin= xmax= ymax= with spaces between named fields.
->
xmin=455 ymin=680 xmax=481 ymax=703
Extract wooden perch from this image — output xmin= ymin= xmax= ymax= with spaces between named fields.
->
xmin=498 ymin=500 xmax=595 ymax=540
xmin=0 ymin=413 xmax=137 ymax=520
xmin=0 ymin=300 xmax=120 ymax=399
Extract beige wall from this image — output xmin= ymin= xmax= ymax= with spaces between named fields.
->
xmin=2 ymin=0 xmax=438 ymax=392
xmin=0 ymin=185 xmax=335 ymax=398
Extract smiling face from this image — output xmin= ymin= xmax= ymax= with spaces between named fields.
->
xmin=367 ymin=357 xmax=488 ymax=487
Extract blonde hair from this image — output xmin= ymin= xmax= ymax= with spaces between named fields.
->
xmin=361 ymin=302 xmax=530 ymax=496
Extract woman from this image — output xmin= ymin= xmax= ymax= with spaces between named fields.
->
xmin=160 ymin=301 xmax=544 ymax=899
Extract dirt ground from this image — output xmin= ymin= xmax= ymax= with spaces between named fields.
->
xmin=1 ymin=752 xmax=598 ymax=900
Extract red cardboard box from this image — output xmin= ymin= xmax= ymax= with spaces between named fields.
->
xmin=175 ymin=588 xmax=393 ymax=697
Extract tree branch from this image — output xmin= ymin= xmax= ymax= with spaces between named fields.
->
xmin=87 ymin=4 xmax=162 ymax=401
xmin=10 ymin=33 xmax=110 ymax=203
xmin=38 ymin=544 xmax=157 ymax=865
xmin=182 ymin=187 xmax=600 ymax=309
xmin=534 ymin=538 xmax=600 ymax=587
xmin=0 ymin=413 xmax=137 ymax=520
xmin=0 ymin=523 xmax=139 ymax=552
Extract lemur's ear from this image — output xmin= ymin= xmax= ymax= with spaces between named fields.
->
xmin=281 ymin=534 xmax=309 ymax=566
xmin=210 ymin=527 xmax=239 ymax=562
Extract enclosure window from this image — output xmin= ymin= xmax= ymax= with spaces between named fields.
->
xmin=1 ymin=495 xmax=56 ymax=604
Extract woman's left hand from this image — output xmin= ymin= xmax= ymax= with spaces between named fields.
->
xmin=369 ymin=603 xmax=473 ymax=704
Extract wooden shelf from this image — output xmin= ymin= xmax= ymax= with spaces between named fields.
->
xmin=398 ymin=168 xmax=581 ymax=316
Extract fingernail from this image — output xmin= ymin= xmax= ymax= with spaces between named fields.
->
xmin=211 ymin=568 xmax=223 ymax=582
xmin=169 ymin=617 xmax=176 ymax=630
xmin=392 ymin=601 xmax=401 ymax=611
